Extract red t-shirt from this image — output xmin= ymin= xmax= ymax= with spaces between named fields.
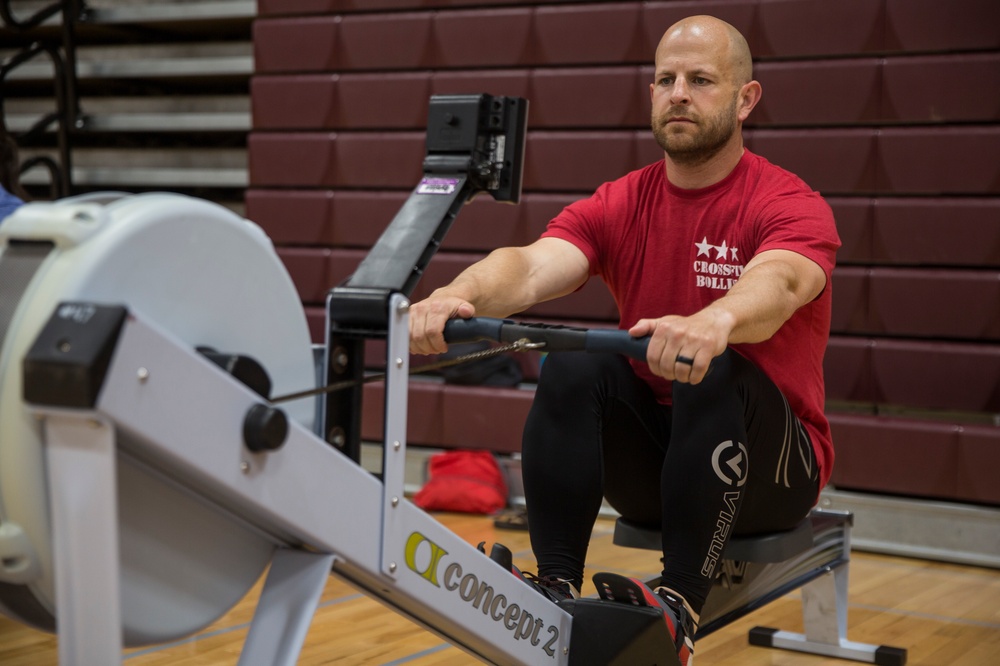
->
xmin=542 ymin=150 xmax=840 ymax=488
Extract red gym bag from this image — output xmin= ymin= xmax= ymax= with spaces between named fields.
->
xmin=413 ymin=450 xmax=508 ymax=514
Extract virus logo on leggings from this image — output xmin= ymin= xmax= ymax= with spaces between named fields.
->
xmin=711 ymin=440 xmax=748 ymax=487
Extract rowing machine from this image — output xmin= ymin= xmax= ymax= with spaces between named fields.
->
xmin=0 ymin=92 xmax=905 ymax=665
xmin=0 ymin=94 xmax=683 ymax=665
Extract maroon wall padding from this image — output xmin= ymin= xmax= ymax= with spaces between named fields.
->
xmin=830 ymin=267 xmax=870 ymax=333
xmin=867 ymin=269 xmax=1000 ymax=340
xmin=755 ymin=0 xmax=886 ymax=57
xmin=748 ymin=129 xmax=878 ymax=194
xmin=871 ymin=199 xmax=1000 ymax=267
xmin=824 ymin=337 xmax=874 ymax=403
xmin=870 ymin=340 xmax=1000 ymax=413
xmin=249 ymin=1 xmax=1000 ymax=506
xmin=361 ymin=383 xmax=533 ymax=453
xmin=830 ymin=414 xmax=1000 ymax=505
xmin=754 ymin=59 xmax=882 ymax=126
xmin=877 ymin=127 xmax=1000 ymax=195
xmin=957 ymin=425 xmax=1000 ymax=505
xmin=883 ymin=0 xmax=1000 ymax=52
xmin=827 ymin=198 xmax=874 ymax=265
xmin=829 ymin=415 xmax=962 ymax=500
xmin=881 ymin=53 xmax=1000 ymax=124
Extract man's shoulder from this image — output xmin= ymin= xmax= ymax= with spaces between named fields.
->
xmin=743 ymin=150 xmax=818 ymax=196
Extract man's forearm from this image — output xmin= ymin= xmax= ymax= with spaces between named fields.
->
xmin=704 ymin=254 xmax=818 ymax=345
xmin=431 ymin=247 xmax=540 ymax=318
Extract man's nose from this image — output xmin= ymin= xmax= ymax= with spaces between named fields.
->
xmin=670 ymin=78 xmax=690 ymax=105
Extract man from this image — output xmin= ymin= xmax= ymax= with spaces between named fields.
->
xmin=410 ymin=15 xmax=839 ymax=665
xmin=0 ymin=131 xmax=27 ymax=223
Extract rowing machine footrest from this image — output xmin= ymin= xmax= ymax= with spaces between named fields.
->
xmin=563 ymin=598 xmax=681 ymax=666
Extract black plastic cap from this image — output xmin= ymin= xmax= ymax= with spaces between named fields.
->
xmin=243 ymin=403 xmax=288 ymax=453
xmin=748 ymin=626 xmax=778 ymax=647
xmin=23 ymin=303 xmax=128 ymax=408
xmin=875 ymin=645 xmax=908 ymax=666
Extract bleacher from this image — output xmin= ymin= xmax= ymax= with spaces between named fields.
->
xmin=1 ymin=0 xmax=254 ymax=210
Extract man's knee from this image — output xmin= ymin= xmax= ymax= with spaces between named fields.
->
xmin=671 ymin=348 xmax=743 ymax=405
xmin=536 ymin=350 xmax=628 ymax=399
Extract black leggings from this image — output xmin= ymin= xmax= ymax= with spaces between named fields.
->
xmin=521 ymin=348 xmax=820 ymax=614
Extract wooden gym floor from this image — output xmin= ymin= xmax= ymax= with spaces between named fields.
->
xmin=1 ymin=512 xmax=998 ymax=665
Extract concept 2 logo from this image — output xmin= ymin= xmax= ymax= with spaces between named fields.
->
xmin=404 ymin=532 xmax=560 ymax=658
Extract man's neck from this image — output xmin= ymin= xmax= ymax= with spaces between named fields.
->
xmin=664 ymin=139 xmax=745 ymax=190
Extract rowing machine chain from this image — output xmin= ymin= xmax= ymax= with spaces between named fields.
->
xmin=269 ymin=338 xmax=545 ymax=404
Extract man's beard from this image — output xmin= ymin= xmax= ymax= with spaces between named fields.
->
xmin=652 ymin=97 xmax=739 ymax=167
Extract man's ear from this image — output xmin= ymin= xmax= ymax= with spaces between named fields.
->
xmin=737 ymin=80 xmax=762 ymax=122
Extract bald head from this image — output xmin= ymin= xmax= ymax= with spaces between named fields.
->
xmin=655 ymin=16 xmax=753 ymax=85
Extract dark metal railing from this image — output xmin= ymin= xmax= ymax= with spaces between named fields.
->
xmin=0 ymin=0 xmax=87 ymax=198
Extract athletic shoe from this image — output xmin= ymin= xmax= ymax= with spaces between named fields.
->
xmin=647 ymin=586 xmax=696 ymax=666
xmin=478 ymin=541 xmax=579 ymax=603
xmin=593 ymin=573 xmax=696 ymax=666
xmin=516 ymin=570 xmax=580 ymax=603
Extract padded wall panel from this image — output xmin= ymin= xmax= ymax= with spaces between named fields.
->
xmin=871 ymin=340 xmax=1000 ymax=412
xmin=336 ymin=73 xmax=431 ymax=128
xmin=252 ymin=73 xmax=435 ymax=130
xmin=884 ymin=0 xmax=1000 ymax=53
xmin=957 ymin=426 xmax=1000 ymax=505
xmin=868 ymin=269 xmax=1000 ymax=340
xmin=534 ymin=3 xmax=644 ymax=65
xmin=756 ymin=0 xmax=885 ymax=58
xmin=362 ymin=383 xmax=532 ymax=453
xmin=252 ymin=75 xmax=339 ymax=129
xmin=278 ymin=247 xmax=360 ymax=303
xmin=249 ymin=191 xmax=579 ymax=252
xmin=249 ymin=132 xmax=425 ymax=187
xmin=824 ymin=336 xmax=874 ymax=403
xmin=877 ymin=127 xmax=1000 ymax=195
xmin=445 ymin=194 xmax=550 ymax=251
xmin=751 ymin=129 xmax=878 ymax=194
xmin=529 ymin=67 xmax=645 ymax=128
xmin=258 ymin=1 xmax=431 ymax=15
xmin=253 ymin=17 xmax=339 ymax=73
xmin=333 ymin=133 xmax=425 ymax=187
xmin=828 ymin=415 xmax=960 ymax=499
xmin=248 ymin=133 xmax=338 ymax=187
xmin=753 ymin=60 xmax=882 ymax=126
xmin=524 ymin=132 xmax=636 ymax=191
xmin=433 ymin=9 xmax=534 ymax=68
xmin=828 ymin=197 xmax=874 ymax=265
xmin=246 ymin=190 xmax=338 ymax=245
xmin=882 ymin=53 xmax=1000 ymax=124
xmin=431 ymin=70 xmax=531 ymax=102
xmin=278 ymin=246 xmax=337 ymax=304
xmin=338 ymin=13 xmax=433 ymax=70
xmin=830 ymin=267 xmax=869 ymax=334
xmin=872 ymin=199 xmax=1000 ymax=267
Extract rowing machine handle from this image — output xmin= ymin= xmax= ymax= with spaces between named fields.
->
xmin=442 ymin=317 xmax=650 ymax=362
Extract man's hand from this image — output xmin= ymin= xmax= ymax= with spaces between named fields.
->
xmin=629 ymin=309 xmax=734 ymax=384
xmin=409 ymin=293 xmax=476 ymax=355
